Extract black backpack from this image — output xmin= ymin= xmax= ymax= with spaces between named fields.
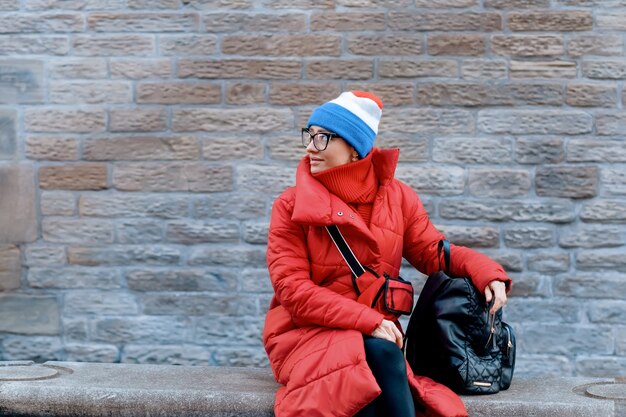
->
xmin=404 ymin=240 xmax=516 ymax=395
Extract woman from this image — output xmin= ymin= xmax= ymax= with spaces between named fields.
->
xmin=263 ymin=91 xmax=511 ymax=417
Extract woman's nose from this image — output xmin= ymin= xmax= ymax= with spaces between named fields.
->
xmin=306 ymin=139 xmax=318 ymax=153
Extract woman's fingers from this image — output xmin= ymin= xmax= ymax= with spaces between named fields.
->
xmin=486 ymin=281 xmax=507 ymax=315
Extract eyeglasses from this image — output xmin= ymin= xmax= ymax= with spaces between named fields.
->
xmin=301 ymin=128 xmax=339 ymax=151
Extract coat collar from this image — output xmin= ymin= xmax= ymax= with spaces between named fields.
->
xmin=291 ymin=147 xmax=400 ymax=227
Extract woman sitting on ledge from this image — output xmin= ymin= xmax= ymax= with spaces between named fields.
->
xmin=263 ymin=91 xmax=511 ymax=417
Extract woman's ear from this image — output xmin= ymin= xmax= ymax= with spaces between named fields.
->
xmin=351 ymin=148 xmax=359 ymax=162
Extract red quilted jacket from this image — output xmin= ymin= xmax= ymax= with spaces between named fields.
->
xmin=263 ymin=147 xmax=511 ymax=417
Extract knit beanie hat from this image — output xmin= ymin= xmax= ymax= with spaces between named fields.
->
xmin=306 ymin=91 xmax=383 ymax=158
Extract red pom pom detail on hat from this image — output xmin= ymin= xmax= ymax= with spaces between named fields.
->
xmin=351 ymin=91 xmax=383 ymax=110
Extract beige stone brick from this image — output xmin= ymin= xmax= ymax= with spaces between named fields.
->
xmin=568 ymin=35 xmax=623 ymax=57
xmin=26 ymin=136 xmax=80 ymax=160
xmin=26 ymin=0 xmax=123 ymax=9
xmin=225 ymin=83 xmax=266 ymax=104
xmin=566 ymin=83 xmax=617 ymax=107
xmin=87 ymin=12 xmax=198 ymax=32
xmin=269 ymin=83 xmax=340 ymax=105
xmin=306 ymin=60 xmax=373 ymax=80
xmin=536 ymin=166 xmax=598 ymax=199
xmin=348 ymin=35 xmax=423 ymax=56
xmin=237 ymin=164 xmax=295 ymax=194
xmin=128 ymin=0 xmax=180 ymax=8
xmin=113 ymin=163 xmax=232 ymax=192
xmin=267 ymin=135 xmax=305 ymax=161
xmin=436 ymin=225 xmax=500 ymax=248
xmin=414 ymin=0 xmax=478 ymax=6
xmin=40 ymin=191 xmax=76 ymax=216
xmin=178 ymin=59 xmax=301 ymax=79
xmin=204 ymin=13 xmax=305 ymax=32
xmin=268 ymin=0 xmax=332 ymax=7
xmin=376 ymin=135 xmax=428 ymax=162
xmin=0 ymin=35 xmax=69 ymax=55
xmin=110 ymin=59 xmax=171 ymax=79
xmin=395 ymin=166 xmax=465 ymax=196
xmin=492 ymin=35 xmax=563 ymax=57
xmin=597 ymin=12 xmax=626 ymax=30
xmin=73 ymin=35 xmax=154 ymax=56
xmin=0 ymin=12 xmax=83 ymax=33
xmin=25 ymin=109 xmax=105 ymax=133
xmin=388 ymin=12 xmax=502 ymax=31
xmin=172 ymin=108 xmax=293 ymax=132
xmin=416 ymin=82 xmax=563 ymax=107
xmin=39 ymin=163 xmax=108 ymax=190
xmin=158 ymin=35 xmax=217 ymax=55
xmin=379 ymin=60 xmax=458 ymax=79
xmin=508 ymin=11 xmax=592 ymax=31
xmin=202 ymin=136 xmax=264 ymax=160
xmin=469 ymin=169 xmax=531 ymax=198
xmin=485 ymin=0 xmax=549 ymax=7
xmin=136 ymin=82 xmax=221 ymax=104
xmin=510 ymin=60 xmax=577 ymax=79
xmin=428 ymin=34 xmax=485 ymax=56
xmin=188 ymin=0 xmax=253 ymax=8
xmin=461 ymin=59 xmax=507 ymax=80
xmin=84 ymin=136 xmax=199 ymax=161
xmin=346 ymin=83 xmax=414 ymax=106
xmin=311 ymin=12 xmax=385 ymax=31
xmin=50 ymin=81 xmax=132 ymax=104
xmin=109 ymin=108 xmax=167 ymax=132
xmin=0 ymin=245 xmax=21 ymax=290
xmin=583 ymin=61 xmax=626 ymax=80
xmin=49 ymin=58 xmax=108 ymax=79
xmin=383 ymin=109 xmax=474 ymax=134
xmin=479 ymin=110 xmax=591 ymax=134
xmin=43 ymin=219 xmax=114 ymax=244
xmin=222 ymin=34 xmax=341 ymax=56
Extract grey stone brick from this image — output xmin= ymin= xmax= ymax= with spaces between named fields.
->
xmin=513 ymin=355 xmax=573 ymax=378
xmin=567 ymin=139 xmax=626 ymax=162
xmin=536 ymin=166 xmax=598 ymax=199
xmin=554 ymin=273 xmax=626 ymax=299
xmin=0 ymin=35 xmax=69 ymax=55
xmin=141 ymin=293 xmax=257 ymax=316
xmin=93 ymin=316 xmax=191 ymax=344
xmin=580 ymin=200 xmax=626 ymax=223
xmin=567 ymin=35 xmax=623 ymax=57
xmin=382 ymin=109 xmax=474 ymax=134
xmin=559 ymin=225 xmax=624 ymax=248
xmin=122 ymin=344 xmax=209 ymax=365
xmin=243 ymin=221 xmax=269 ymax=244
xmin=587 ymin=300 xmax=626 ymax=324
xmin=28 ymin=268 xmax=121 ymax=289
xmin=576 ymin=249 xmax=626 ymax=272
xmin=114 ymin=163 xmax=232 ymax=193
xmin=504 ymin=298 xmax=580 ymax=324
xmin=237 ymin=164 xmax=295 ymax=194
xmin=203 ymin=135 xmax=264 ymax=161
xmin=80 ymin=194 xmax=190 ymax=219
xmin=433 ymin=137 xmax=512 ymax=164
xmin=504 ymin=227 xmax=554 ymax=248
xmin=583 ymin=60 xmax=626 ymax=79
xmin=64 ymin=291 xmax=139 ymax=315
xmin=40 ymin=191 xmax=76 ymax=216
xmin=0 ymin=295 xmax=59 ymax=335
xmin=575 ymin=357 xmax=626 ymax=378
xmin=436 ymin=225 xmax=499 ymax=248
xmin=1 ymin=336 xmax=63 ymax=362
xmin=0 ymin=60 xmax=44 ymax=104
xmin=172 ymin=108 xmax=293 ymax=133
xmin=396 ymin=166 xmax=465 ymax=196
xmin=461 ymin=59 xmax=507 ymax=80
xmin=0 ymin=108 xmax=16 ymax=159
xmin=50 ymin=81 xmax=131 ymax=104
xmin=62 ymin=318 xmax=89 ymax=342
xmin=116 ymin=220 xmax=164 ymax=244
xmin=507 ymin=274 xmax=550 ymax=297
xmin=49 ymin=58 xmax=108 ymax=79
xmin=166 ymin=220 xmax=240 ymax=244
xmin=68 ymin=245 xmax=181 ymax=266
xmin=515 ymin=137 xmax=564 ymax=164
xmin=43 ymin=218 xmax=114 ymax=244
xmin=211 ymin=346 xmax=269 ymax=367
xmin=193 ymin=194 xmax=267 ymax=220
xmin=84 ymin=136 xmax=199 ymax=161
xmin=127 ymin=268 xmax=238 ymax=292
xmin=478 ymin=110 xmax=592 ymax=135
xmin=188 ymin=246 xmax=266 ymax=267
xmin=439 ymin=199 xmax=575 ymax=223
xmin=376 ymin=135 xmax=428 ymax=162
xmin=267 ymin=135 xmax=306 ymax=161
xmin=597 ymin=113 xmax=626 ymax=136
xmin=521 ymin=323 xmax=613 ymax=355
xmin=618 ymin=327 xmax=626 ymax=355
xmin=477 ymin=250 xmax=523 ymax=273
xmin=469 ymin=169 xmax=531 ymax=198
xmin=240 ymin=268 xmax=273 ymax=293
xmin=65 ymin=344 xmax=119 ymax=363
xmin=0 ymin=164 xmax=37 ymax=243
xmin=24 ymin=245 xmax=66 ymax=266
xmin=195 ymin=316 xmax=264 ymax=345
xmin=160 ymin=35 xmax=217 ymax=55
xmin=527 ymin=252 xmax=571 ymax=272
xmin=601 ymin=167 xmax=626 ymax=197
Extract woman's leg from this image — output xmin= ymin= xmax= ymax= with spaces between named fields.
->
xmin=359 ymin=336 xmax=416 ymax=417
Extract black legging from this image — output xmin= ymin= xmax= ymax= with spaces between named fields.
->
xmin=355 ymin=336 xmax=416 ymax=417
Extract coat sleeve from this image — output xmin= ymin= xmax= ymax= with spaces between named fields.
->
xmin=266 ymin=195 xmax=384 ymax=335
xmin=399 ymin=184 xmax=511 ymax=294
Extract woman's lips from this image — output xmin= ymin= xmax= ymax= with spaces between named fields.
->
xmin=310 ymin=158 xmax=323 ymax=165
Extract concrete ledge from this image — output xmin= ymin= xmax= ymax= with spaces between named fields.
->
xmin=0 ymin=361 xmax=623 ymax=416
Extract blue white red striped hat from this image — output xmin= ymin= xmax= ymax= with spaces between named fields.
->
xmin=306 ymin=91 xmax=383 ymax=158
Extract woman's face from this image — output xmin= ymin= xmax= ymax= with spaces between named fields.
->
xmin=306 ymin=125 xmax=357 ymax=174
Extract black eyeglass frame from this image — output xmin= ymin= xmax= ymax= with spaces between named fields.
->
xmin=301 ymin=127 xmax=340 ymax=151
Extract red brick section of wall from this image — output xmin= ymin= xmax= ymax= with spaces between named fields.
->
xmin=0 ymin=0 xmax=625 ymax=376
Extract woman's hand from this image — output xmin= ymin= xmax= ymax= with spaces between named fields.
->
xmin=484 ymin=280 xmax=507 ymax=315
xmin=371 ymin=319 xmax=403 ymax=348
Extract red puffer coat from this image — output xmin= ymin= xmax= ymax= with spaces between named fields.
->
xmin=263 ymin=147 xmax=511 ymax=417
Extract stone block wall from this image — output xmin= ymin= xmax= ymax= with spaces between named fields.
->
xmin=0 ymin=0 xmax=625 ymax=377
